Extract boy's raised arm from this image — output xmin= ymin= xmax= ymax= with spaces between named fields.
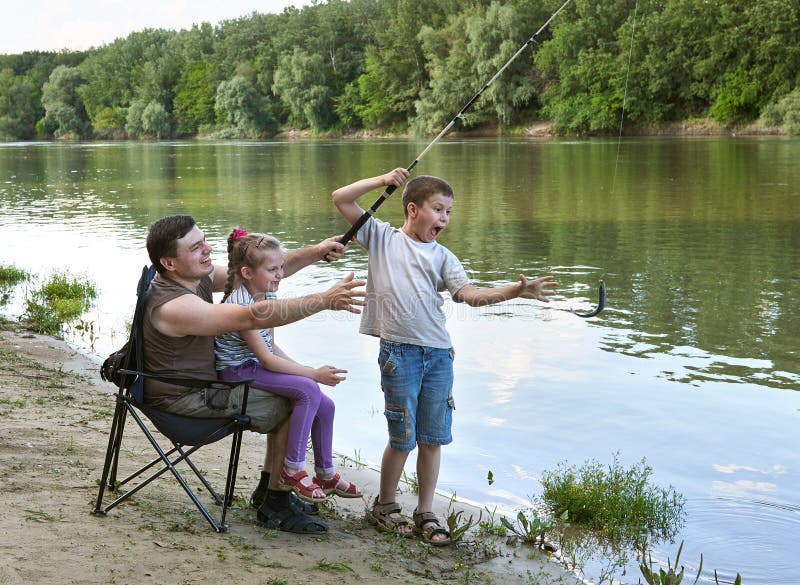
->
xmin=332 ymin=168 xmax=410 ymax=226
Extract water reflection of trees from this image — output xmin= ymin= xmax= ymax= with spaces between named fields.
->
xmin=2 ymin=140 xmax=797 ymax=390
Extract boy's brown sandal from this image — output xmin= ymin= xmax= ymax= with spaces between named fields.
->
xmin=412 ymin=510 xmax=452 ymax=546
xmin=368 ymin=498 xmax=413 ymax=538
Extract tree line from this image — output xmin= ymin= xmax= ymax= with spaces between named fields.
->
xmin=1 ymin=0 xmax=799 ymax=141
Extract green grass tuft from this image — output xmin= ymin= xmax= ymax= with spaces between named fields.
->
xmin=539 ymin=452 xmax=686 ymax=545
xmin=23 ymin=271 xmax=97 ymax=335
xmin=0 ymin=264 xmax=29 ymax=286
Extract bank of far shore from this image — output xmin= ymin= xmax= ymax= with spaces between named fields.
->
xmin=270 ymin=118 xmax=781 ymax=141
xmin=10 ymin=117 xmax=781 ymax=145
xmin=0 ymin=319 xmax=579 ymax=585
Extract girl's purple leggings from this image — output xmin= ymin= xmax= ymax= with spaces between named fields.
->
xmin=219 ymin=361 xmax=335 ymax=474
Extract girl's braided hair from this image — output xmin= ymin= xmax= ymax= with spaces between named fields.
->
xmin=220 ymin=229 xmax=282 ymax=303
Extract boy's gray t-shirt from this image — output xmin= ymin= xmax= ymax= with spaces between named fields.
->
xmin=356 ymin=216 xmax=471 ymax=349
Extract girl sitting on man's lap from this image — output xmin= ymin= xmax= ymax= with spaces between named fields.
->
xmin=214 ymin=229 xmax=361 ymax=503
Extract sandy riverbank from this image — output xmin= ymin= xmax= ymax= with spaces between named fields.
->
xmin=0 ymin=320 xmax=578 ymax=585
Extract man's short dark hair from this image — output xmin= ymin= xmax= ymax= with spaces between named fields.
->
xmin=401 ymin=175 xmax=454 ymax=217
xmin=147 ymin=215 xmax=196 ymax=273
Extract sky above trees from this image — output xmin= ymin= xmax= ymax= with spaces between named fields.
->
xmin=0 ymin=0 xmax=308 ymax=54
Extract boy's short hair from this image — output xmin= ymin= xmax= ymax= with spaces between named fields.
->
xmin=147 ymin=214 xmax=196 ymax=273
xmin=401 ymin=175 xmax=454 ymax=217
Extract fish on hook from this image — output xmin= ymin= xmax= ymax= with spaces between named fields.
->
xmin=574 ymin=280 xmax=606 ymax=318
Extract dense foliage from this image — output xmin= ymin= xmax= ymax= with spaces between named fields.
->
xmin=1 ymin=0 xmax=798 ymax=140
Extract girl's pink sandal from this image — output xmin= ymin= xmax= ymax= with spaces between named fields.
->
xmin=313 ymin=473 xmax=362 ymax=498
xmin=278 ymin=468 xmax=328 ymax=503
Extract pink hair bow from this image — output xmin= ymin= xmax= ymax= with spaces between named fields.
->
xmin=232 ymin=228 xmax=248 ymax=241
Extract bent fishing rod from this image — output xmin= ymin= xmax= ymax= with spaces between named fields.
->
xmin=338 ymin=0 xmax=605 ymax=318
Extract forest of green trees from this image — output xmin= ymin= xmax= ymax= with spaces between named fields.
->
xmin=1 ymin=0 xmax=798 ymax=141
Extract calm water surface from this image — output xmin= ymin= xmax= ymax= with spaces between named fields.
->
xmin=1 ymin=139 xmax=798 ymax=584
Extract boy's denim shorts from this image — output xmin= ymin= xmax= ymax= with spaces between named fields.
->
xmin=378 ymin=339 xmax=455 ymax=452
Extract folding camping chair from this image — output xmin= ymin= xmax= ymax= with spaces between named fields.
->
xmin=93 ymin=265 xmax=251 ymax=533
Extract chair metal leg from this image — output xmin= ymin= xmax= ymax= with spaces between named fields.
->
xmin=221 ymin=423 xmax=246 ymax=526
xmin=93 ymin=395 xmax=127 ymax=515
xmin=176 ymin=444 xmax=224 ymax=506
xmin=126 ymin=406 xmax=228 ymax=532
xmin=94 ymin=387 xmax=251 ymax=533
xmin=108 ymin=406 xmax=128 ymax=490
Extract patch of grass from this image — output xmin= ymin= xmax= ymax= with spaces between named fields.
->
xmin=371 ymin=561 xmax=389 ymax=576
xmin=21 ymin=297 xmax=62 ymax=335
xmin=401 ymin=470 xmax=419 ymax=494
xmin=382 ymin=531 xmax=417 ymax=560
xmin=502 ymin=509 xmax=566 ymax=550
xmin=0 ymin=264 xmax=28 ymax=286
xmin=445 ymin=495 xmax=480 ymax=543
xmin=315 ymin=558 xmax=355 ymax=573
xmin=255 ymin=561 xmax=288 ymax=569
xmin=539 ymin=452 xmax=686 ymax=545
xmin=639 ymin=541 xmax=702 ymax=585
xmin=24 ymin=509 xmax=62 ymax=522
xmin=40 ymin=272 xmax=97 ymax=304
xmin=90 ymin=404 xmax=115 ymax=418
xmin=316 ymin=496 xmax=339 ymax=515
xmin=450 ymin=563 xmax=494 ymax=585
xmin=72 ymin=318 xmax=98 ymax=349
xmin=478 ymin=506 xmax=507 ymax=538
xmin=339 ymin=448 xmax=367 ymax=470
xmin=23 ymin=271 xmax=97 ymax=335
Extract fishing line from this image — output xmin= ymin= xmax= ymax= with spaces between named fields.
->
xmin=338 ymin=0 xmax=606 ymax=318
xmin=610 ymin=0 xmax=638 ymax=196
xmin=574 ymin=1 xmax=638 ymax=319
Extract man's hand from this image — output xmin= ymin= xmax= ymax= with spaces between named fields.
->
xmin=517 ymin=274 xmax=559 ymax=302
xmin=317 ymin=235 xmax=347 ymax=263
xmin=322 ymin=272 xmax=366 ymax=313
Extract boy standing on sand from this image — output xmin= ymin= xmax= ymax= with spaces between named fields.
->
xmin=332 ymin=168 xmax=558 ymax=545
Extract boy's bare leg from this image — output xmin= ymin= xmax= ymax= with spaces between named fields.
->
xmin=379 ymin=444 xmax=413 ymax=534
xmin=379 ymin=444 xmax=409 ymax=502
xmin=416 ymin=442 xmax=447 ymax=543
xmin=415 ymin=442 xmax=440 ymax=512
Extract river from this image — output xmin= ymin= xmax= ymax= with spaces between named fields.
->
xmin=1 ymin=138 xmax=798 ymax=584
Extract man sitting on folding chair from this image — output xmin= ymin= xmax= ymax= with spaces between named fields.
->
xmin=142 ymin=214 xmax=364 ymax=534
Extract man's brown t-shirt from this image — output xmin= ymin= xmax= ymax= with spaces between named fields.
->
xmin=142 ymin=273 xmax=217 ymax=407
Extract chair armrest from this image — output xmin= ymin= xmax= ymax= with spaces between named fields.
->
xmin=119 ymin=369 xmax=254 ymax=390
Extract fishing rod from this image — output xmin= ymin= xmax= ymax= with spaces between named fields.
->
xmin=339 ymin=0 xmax=573 ymax=247
xmin=339 ymin=0 xmax=606 ymax=318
